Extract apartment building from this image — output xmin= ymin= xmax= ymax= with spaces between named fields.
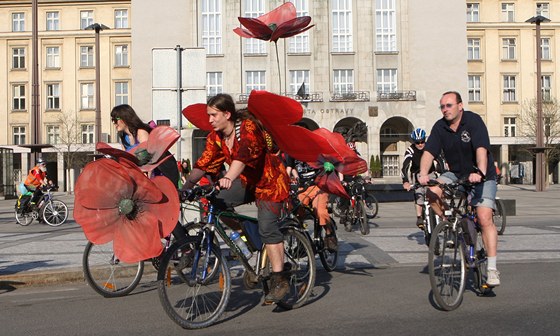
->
xmin=0 ymin=0 xmax=131 ymax=194
xmin=467 ymin=0 xmax=560 ymax=183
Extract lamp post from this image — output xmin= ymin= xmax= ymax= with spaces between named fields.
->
xmin=85 ymin=23 xmax=109 ymax=143
xmin=526 ymin=15 xmax=550 ymax=192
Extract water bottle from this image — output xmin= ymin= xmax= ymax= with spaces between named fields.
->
xmin=230 ymin=231 xmax=252 ymax=259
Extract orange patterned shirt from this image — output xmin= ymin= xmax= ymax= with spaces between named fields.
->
xmin=194 ymin=119 xmax=289 ymax=202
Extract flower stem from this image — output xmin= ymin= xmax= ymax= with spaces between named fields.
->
xmin=275 ymin=41 xmax=281 ymax=94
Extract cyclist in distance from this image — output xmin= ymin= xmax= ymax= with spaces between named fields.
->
xmin=418 ymin=91 xmax=500 ymax=287
xmin=24 ymin=157 xmax=49 ymax=205
xmin=401 ymin=128 xmax=437 ymax=230
xmin=182 ymin=93 xmax=291 ymax=305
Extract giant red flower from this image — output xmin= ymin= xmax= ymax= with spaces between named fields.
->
xmin=233 ymin=2 xmax=314 ymax=42
xmin=73 ymin=158 xmax=179 ymax=263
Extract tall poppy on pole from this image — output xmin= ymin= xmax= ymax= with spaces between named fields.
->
xmin=233 ymin=2 xmax=314 ymax=92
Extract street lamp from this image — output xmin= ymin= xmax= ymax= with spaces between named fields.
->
xmin=85 ymin=23 xmax=110 ymax=144
xmin=526 ymin=15 xmax=550 ymax=192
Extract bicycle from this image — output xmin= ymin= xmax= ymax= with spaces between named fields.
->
xmin=288 ymin=180 xmax=338 ymax=272
xmin=338 ymin=177 xmax=371 ymax=235
xmin=82 ymin=202 xmax=209 ymax=298
xmin=427 ymin=179 xmax=496 ymax=311
xmin=329 ymin=177 xmax=378 ymax=220
xmin=157 ymin=185 xmax=316 ymax=329
xmin=15 ymin=186 xmax=68 ymax=227
xmin=410 ymin=182 xmax=441 ymax=248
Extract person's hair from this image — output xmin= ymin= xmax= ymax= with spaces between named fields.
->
xmin=110 ymin=104 xmax=151 ymax=140
xmin=207 ymin=94 xmax=236 ymax=117
xmin=442 ymin=91 xmax=463 ymax=104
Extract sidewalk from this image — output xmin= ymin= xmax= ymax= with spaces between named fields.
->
xmin=1 ymin=184 xmax=559 ymax=287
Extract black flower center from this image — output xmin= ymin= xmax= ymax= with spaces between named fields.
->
xmin=118 ymin=198 xmax=138 ymax=220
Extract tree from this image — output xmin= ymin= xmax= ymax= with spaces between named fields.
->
xmin=369 ymin=155 xmax=375 ymax=176
xmin=518 ymin=98 xmax=560 ymax=182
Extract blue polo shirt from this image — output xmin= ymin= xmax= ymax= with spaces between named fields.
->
xmin=425 ymin=110 xmax=496 ymax=181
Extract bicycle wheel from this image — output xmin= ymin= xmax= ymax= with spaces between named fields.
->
xmin=158 ymin=237 xmax=230 ymax=329
xmin=267 ymin=224 xmax=316 ymax=310
xmin=15 ymin=207 xmax=33 ymax=226
xmin=473 ymin=231 xmax=493 ymax=296
xmin=319 ymin=219 xmax=338 ymax=272
xmin=83 ymin=241 xmax=144 ymax=298
xmin=365 ymin=194 xmax=379 ymax=219
xmin=428 ymin=220 xmax=466 ymax=311
xmin=356 ymin=200 xmax=370 ymax=235
xmin=494 ymin=199 xmax=507 ymax=235
xmin=41 ymin=200 xmax=68 ymax=226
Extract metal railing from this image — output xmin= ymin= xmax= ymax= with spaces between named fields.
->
xmin=377 ymin=90 xmax=417 ymax=101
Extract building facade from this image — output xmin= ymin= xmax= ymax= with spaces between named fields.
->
xmin=0 ymin=0 xmax=131 ymax=192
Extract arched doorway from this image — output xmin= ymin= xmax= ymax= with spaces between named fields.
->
xmin=379 ymin=117 xmax=414 ymax=178
xmin=296 ymin=118 xmax=320 ymax=131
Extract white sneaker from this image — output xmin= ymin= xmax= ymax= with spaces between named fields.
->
xmin=486 ymin=268 xmax=501 ymax=287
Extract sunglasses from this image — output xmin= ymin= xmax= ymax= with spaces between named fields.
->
xmin=111 ymin=117 xmax=121 ymax=124
xmin=439 ymin=103 xmax=456 ymax=110
xmin=415 ymin=140 xmax=425 ymax=145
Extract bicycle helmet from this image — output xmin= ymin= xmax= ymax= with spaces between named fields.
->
xmin=36 ymin=157 xmax=46 ymax=165
xmin=410 ymin=128 xmax=426 ymax=142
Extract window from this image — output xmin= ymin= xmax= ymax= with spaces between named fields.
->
xmin=382 ymin=155 xmax=399 ymax=177
xmin=375 ymin=0 xmax=396 ymax=52
xmin=502 ymin=38 xmax=516 ymax=60
xmin=114 ymin=9 xmax=128 ymax=29
xmin=468 ymin=75 xmax=482 ymax=102
xmin=115 ymin=82 xmax=129 ymax=105
xmin=46 ymin=83 xmax=60 ymax=110
xmin=80 ymin=83 xmax=94 ymax=109
xmin=202 ymin=0 xmax=222 ymax=55
xmin=333 ymin=69 xmax=354 ymax=93
xmin=289 ymin=70 xmax=310 ymax=95
xmin=12 ymin=13 xmax=25 ymax=32
xmin=12 ymin=48 xmax=25 ymax=69
xmin=47 ymin=125 xmax=61 ymax=145
xmin=288 ymin=0 xmax=310 ymax=53
xmin=244 ymin=0 xmax=266 ymax=54
xmin=501 ymin=3 xmax=514 ymax=22
xmin=13 ymin=85 xmax=26 ymax=110
xmin=46 ymin=46 xmax=60 ymax=68
xmin=542 ymin=75 xmax=552 ymax=101
xmin=467 ymin=3 xmax=480 ymax=22
xmin=504 ymin=117 xmax=516 ymax=137
xmin=82 ymin=124 xmax=94 ymax=144
xmin=13 ymin=126 xmax=26 ymax=145
xmin=467 ymin=38 xmax=480 ymax=60
xmin=46 ymin=11 xmax=59 ymax=31
xmin=503 ymin=75 xmax=516 ymax=102
xmin=206 ymin=72 xmax=223 ymax=97
xmin=377 ymin=69 xmax=397 ymax=93
xmin=245 ymin=71 xmax=266 ymax=92
xmin=80 ymin=10 xmax=93 ymax=29
xmin=80 ymin=46 xmax=94 ymax=67
xmin=541 ymin=38 xmax=551 ymax=60
xmin=115 ymin=45 xmax=129 ymax=67
xmin=332 ymin=0 xmax=353 ymax=52
xmin=537 ymin=3 xmax=550 ymax=18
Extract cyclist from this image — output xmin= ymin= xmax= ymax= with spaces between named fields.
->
xmin=285 ymin=153 xmax=337 ymax=251
xmin=182 ymin=93 xmax=291 ymax=305
xmin=401 ymin=128 xmax=437 ymax=230
xmin=23 ymin=157 xmax=49 ymax=206
xmin=418 ymin=91 xmax=500 ymax=287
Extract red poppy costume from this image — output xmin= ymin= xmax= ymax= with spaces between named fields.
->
xmin=195 ymin=118 xmax=289 ymax=203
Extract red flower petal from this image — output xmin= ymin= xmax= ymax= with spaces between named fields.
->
xmin=130 ymin=126 xmax=180 ymax=165
xmin=143 ymin=176 xmax=180 ymax=239
xmin=257 ymin=2 xmax=296 ymax=26
xmin=74 ymin=205 xmax=120 ymax=245
xmin=316 ymin=172 xmax=350 ymax=199
xmin=233 ymin=27 xmax=257 ymax=39
xmin=236 ymin=17 xmax=272 ymax=41
xmin=270 ymin=17 xmax=313 ymax=42
xmin=182 ymin=103 xmax=213 ymax=131
xmin=96 ymin=142 xmax=139 ymax=164
xmin=127 ymin=167 xmax=166 ymax=204
xmin=112 ymin=211 xmax=163 ymax=263
xmin=75 ymin=159 xmax=134 ymax=209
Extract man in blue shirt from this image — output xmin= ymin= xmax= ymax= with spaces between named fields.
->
xmin=418 ymin=91 xmax=500 ymax=287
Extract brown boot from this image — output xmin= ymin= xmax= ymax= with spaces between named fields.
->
xmin=264 ymin=272 xmax=289 ymax=305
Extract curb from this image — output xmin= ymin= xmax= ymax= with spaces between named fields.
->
xmin=0 ymin=268 xmax=85 ymax=288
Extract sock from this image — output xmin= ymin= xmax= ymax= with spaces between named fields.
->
xmin=487 ymin=256 xmax=497 ymax=270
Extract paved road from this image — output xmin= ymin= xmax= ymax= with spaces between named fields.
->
xmin=1 ymin=184 xmax=559 ymax=285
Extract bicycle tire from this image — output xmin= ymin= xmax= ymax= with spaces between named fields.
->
xmin=319 ymin=219 xmax=338 ymax=272
xmin=158 ymin=237 xmax=230 ymax=329
xmin=267 ymin=225 xmax=316 ymax=310
xmin=365 ymin=194 xmax=379 ymax=219
xmin=83 ymin=241 xmax=144 ymax=298
xmin=428 ymin=220 xmax=466 ymax=311
xmin=357 ymin=200 xmax=370 ymax=235
xmin=15 ymin=208 xmax=33 ymax=226
xmin=42 ymin=200 xmax=68 ymax=227
xmin=494 ymin=199 xmax=507 ymax=235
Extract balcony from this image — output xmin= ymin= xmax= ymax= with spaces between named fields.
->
xmin=330 ymin=91 xmax=370 ymax=102
xmin=377 ymin=90 xmax=417 ymax=102
xmin=236 ymin=92 xmax=324 ymax=104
